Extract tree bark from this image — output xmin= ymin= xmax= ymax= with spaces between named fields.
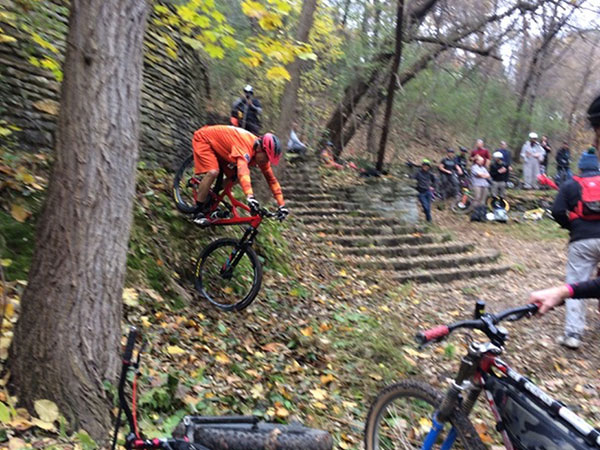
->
xmin=8 ymin=0 xmax=148 ymax=441
xmin=376 ymin=0 xmax=404 ymax=172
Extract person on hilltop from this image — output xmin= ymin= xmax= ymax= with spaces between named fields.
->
xmin=551 ymin=146 xmax=600 ymax=349
xmin=555 ymin=140 xmax=572 ymax=186
xmin=413 ymin=159 xmax=436 ymax=223
xmin=520 ymin=132 xmax=545 ymax=189
xmin=438 ymin=148 xmax=463 ymax=200
xmin=470 ymin=139 xmax=491 ymax=165
xmin=230 ymin=85 xmax=262 ymax=135
xmin=541 ymin=135 xmax=552 ymax=174
xmin=489 ymin=151 xmax=509 ymax=202
xmin=190 ymin=125 xmax=288 ymax=224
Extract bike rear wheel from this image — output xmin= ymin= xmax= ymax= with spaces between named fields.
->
xmin=173 ymin=155 xmax=203 ymax=214
xmin=452 ymin=196 xmax=472 ymax=214
xmin=506 ymin=174 xmax=521 ymax=190
xmin=176 ymin=421 xmax=332 ymax=450
xmin=364 ymin=380 xmax=485 ymax=450
xmin=195 ymin=238 xmax=262 ymax=311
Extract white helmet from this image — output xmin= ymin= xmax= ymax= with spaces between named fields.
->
xmin=493 ymin=151 xmax=503 ymax=159
xmin=243 ymin=84 xmax=253 ymax=94
xmin=528 ymin=132 xmax=538 ymax=140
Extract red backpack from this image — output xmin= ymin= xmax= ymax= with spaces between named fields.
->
xmin=568 ymin=175 xmax=600 ymax=221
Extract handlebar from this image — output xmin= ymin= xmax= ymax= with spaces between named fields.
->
xmin=130 ymin=437 xmax=209 ymax=450
xmin=415 ymin=301 xmax=540 ymax=347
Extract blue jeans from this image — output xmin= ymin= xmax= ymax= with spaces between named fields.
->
xmin=418 ymin=191 xmax=432 ymax=222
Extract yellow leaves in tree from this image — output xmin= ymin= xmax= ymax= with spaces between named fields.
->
xmin=241 ymin=1 xmax=267 ymax=18
xmin=258 ymin=12 xmax=282 ymax=31
xmin=31 ymin=32 xmax=59 ymax=54
xmin=266 ymin=66 xmax=290 ymax=82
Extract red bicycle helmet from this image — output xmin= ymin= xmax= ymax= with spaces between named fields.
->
xmin=261 ymin=133 xmax=282 ymax=165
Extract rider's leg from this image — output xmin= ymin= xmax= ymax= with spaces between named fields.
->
xmin=192 ymin=131 xmax=220 ymax=205
xmin=196 ymin=169 xmax=219 ymax=204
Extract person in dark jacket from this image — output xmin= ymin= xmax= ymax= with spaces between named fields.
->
xmin=489 ymin=151 xmax=509 ymax=200
xmin=551 ymin=147 xmax=600 ymax=349
xmin=438 ymin=148 xmax=462 ymax=200
xmin=555 ymin=141 xmax=572 ymax=186
xmin=230 ymin=85 xmax=262 ymax=135
xmin=541 ymin=135 xmax=552 ymax=174
xmin=413 ymin=159 xmax=435 ymax=222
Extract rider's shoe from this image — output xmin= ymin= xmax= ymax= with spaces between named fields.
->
xmin=193 ymin=216 xmax=211 ymax=227
xmin=557 ymin=333 xmax=582 ymax=349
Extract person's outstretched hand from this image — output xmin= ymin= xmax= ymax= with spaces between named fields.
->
xmin=528 ymin=285 xmax=570 ymax=314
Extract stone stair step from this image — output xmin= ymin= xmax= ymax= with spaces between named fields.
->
xmin=310 ymin=224 xmax=423 ymax=236
xmin=356 ymin=250 xmax=500 ymax=271
xmin=391 ymin=264 xmax=510 ymax=284
xmin=296 ymin=215 xmax=406 ymax=226
xmin=292 ymin=208 xmax=376 ymax=217
xmin=286 ymin=200 xmax=360 ymax=211
xmin=284 ymin=187 xmax=325 ymax=196
xmin=323 ymin=233 xmax=442 ymax=247
xmin=285 ymin=192 xmax=334 ymax=202
xmin=337 ymin=242 xmax=475 ymax=257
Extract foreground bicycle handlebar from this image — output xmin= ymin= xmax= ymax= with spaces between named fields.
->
xmin=415 ymin=301 xmax=541 ymax=347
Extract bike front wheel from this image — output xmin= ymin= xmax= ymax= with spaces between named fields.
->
xmin=195 ymin=238 xmax=262 ymax=311
xmin=364 ymin=380 xmax=485 ymax=450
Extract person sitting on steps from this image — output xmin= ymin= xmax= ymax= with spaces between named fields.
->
xmin=191 ymin=125 xmax=288 ymax=224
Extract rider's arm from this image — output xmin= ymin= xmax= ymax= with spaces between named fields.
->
xmin=249 ymin=98 xmax=262 ymax=114
xmin=236 ymin=157 xmax=254 ymax=198
xmin=551 ymin=182 xmax=576 ymax=229
xmin=258 ymin=162 xmax=285 ymax=206
xmin=530 ymin=277 xmax=600 ymax=315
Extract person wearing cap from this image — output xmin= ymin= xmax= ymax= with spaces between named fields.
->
xmin=455 ymin=146 xmax=469 ymax=172
xmin=495 ymin=141 xmax=512 ymax=170
xmin=413 ymin=159 xmax=436 ymax=222
xmin=470 ymin=139 xmax=491 ymax=165
xmin=230 ymin=85 xmax=262 ymax=135
xmin=551 ymin=145 xmax=600 ymax=349
xmin=438 ymin=148 xmax=462 ymax=200
xmin=489 ymin=151 xmax=509 ymax=200
xmin=520 ymin=132 xmax=545 ymax=189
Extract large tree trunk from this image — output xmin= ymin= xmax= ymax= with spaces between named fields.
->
xmin=276 ymin=0 xmax=318 ymax=153
xmin=376 ymin=0 xmax=404 ymax=172
xmin=8 ymin=0 xmax=148 ymax=441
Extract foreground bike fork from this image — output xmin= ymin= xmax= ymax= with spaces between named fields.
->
xmin=220 ymin=227 xmax=258 ymax=277
xmin=421 ymin=415 xmax=457 ymax=450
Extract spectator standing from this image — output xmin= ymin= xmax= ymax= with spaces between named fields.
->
xmin=520 ymin=132 xmax=545 ymax=189
xmin=496 ymin=141 xmax=512 ymax=171
xmin=489 ymin=151 xmax=509 ymax=200
xmin=288 ymin=123 xmax=307 ymax=156
xmin=551 ymin=147 xmax=600 ymax=349
xmin=413 ymin=159 xmax=436 ymax=223
xmin=230 ymin=85 xmax=262 ymax=135
xmin=541 ymin=135 xmax=552 ymax=174
xmin=470 ymin=139 xmax=491 ymax=165
xmin=470 ymin=155 xmax=491 ymax=207
xmin=455 ymin=146 xmax=469 ymax=172
xmin=438 ymin=148 xmax=462 ymax=200
xmin=555 ymin=141 xmax=572 ymax=186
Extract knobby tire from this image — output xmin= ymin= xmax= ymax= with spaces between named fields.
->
xmin=175 ymin=421 xmax=333 ymax=450
xmin=195 ymin=238 xmax=262 ymax=311
xmin=364 ymin=379 xmax=486 ymax=450
xmin=173 ymin=155 xmax=202 ymax=214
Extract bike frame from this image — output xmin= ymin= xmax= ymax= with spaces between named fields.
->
xmin=422 ymin=334 xmax=600 ymax=450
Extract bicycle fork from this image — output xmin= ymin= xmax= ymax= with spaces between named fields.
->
xmin=220 ymin=227 xmax=258 ymax=279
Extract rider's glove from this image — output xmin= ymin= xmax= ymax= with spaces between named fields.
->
xmin=277 ymin=205 xmax=289 ymax=221
xmin=247 ymin=195 xmax=260 ymax=214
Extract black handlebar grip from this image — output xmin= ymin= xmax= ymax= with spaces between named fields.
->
xmin=123 ymin=327 xmax=138 ymax=362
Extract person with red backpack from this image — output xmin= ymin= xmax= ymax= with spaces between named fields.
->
xmin=551 ymin=146 xmax=600 ymax=349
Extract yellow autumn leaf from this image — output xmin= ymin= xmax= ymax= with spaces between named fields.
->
xmin=241 ymin=0 xmax=266 ymax=18
xmin=320 ymin=374 xmax=335 ymax=384
xmin=250 ymin=383 xmax=264 ymax=398
xmin=31 ymin=417 xmax=56 ymax=432
xmin=122 ymin=288 xmax=139 ymax=307
xmin=275 ymin=406 xmax=289 ymax=418
xmin=266 ymin=65 xmax=290 ymax=82
xmin=310 ymin=388 xmax=327 ymax=401
xmin=222 ymin=286 xmax=234 ymax=294
xmin=339 ymin=269 xmax=347 ymax=277
xmin=10 ymin=204 xmax=30 ymax=223
xmin=34 ymin=399 xmax=59 ymax=423
xmin=312 ymin=401 xmax=327 ymax=409
xmin=300 ymin=326 xmax=313 ymax=337
xmin=215 ymin=353 xmax=231 ymax=364
xmin=166 ymin=345 xmax=185 ymax=356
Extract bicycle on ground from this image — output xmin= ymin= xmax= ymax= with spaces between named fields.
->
xmin=173 ymin=155 xmax=280 ymax=312
xmin=113 ymin=327 xmax=332 ymax=450
xmin=364 ymin=300 xmax=600 ymax=450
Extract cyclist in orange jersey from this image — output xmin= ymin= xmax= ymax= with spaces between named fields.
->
xmin=191 ymin=125 xmax=288 ymax=221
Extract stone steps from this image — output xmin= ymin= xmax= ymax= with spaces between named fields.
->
xmin=292 ymin=208 xmax=376 ymax=217
xmin=310 ymin=224 xmax=423 ymax=236
xmin=337 ymin=242 xmax=475 ymax=258
xmin=355 ymin=250 xmax=500 ymax=271
xmin=284 ymin=187 xmax=325 ymax=196
xmin=323 ymin=233 xmax=441 ymax=247
xmin=285 ymin=193 xmax=334 ymax=202
xmin=286 ymin=200 xmax=360 ymax=211
xmin=296 ymin=215 xmax=409 ymax=226
xmin=390 ymin=264 xmax=511 ymax=284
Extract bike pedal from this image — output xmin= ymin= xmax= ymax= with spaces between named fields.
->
xmin=193 ymin=217 xmax=211 ymax=228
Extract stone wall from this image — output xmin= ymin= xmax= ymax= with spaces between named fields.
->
xmin=0 ymin=0 xmax=208 ymax=168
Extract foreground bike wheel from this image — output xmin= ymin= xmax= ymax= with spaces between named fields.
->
xmin=173 ymin=155 xmax=202 ymax=214
xmin=195 ymin=238 xmax=262 ymax=311
xmin=175 ymin=421 xmax=333 ymax=450
xmin=364 ymin=380 xmax=485 ymax=450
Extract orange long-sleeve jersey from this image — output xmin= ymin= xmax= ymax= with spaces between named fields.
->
xmin=192 ymin=125 xmax=285 ymax=206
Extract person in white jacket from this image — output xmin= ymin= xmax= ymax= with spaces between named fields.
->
xmin=520 ymin=132 xmax=545 ymax=188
